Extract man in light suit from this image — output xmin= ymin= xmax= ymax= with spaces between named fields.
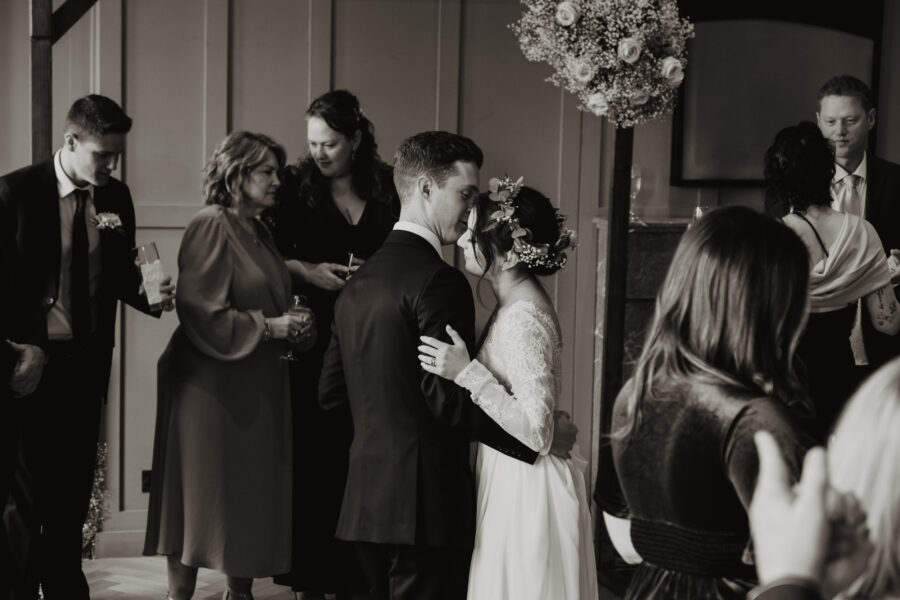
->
xmin=319 ymin=131 xmax=575 ymax=600
xmin=816 ymin=75 xmax=900 ymax=373
xmin=0 ymin=94 xmax=173 ymax=599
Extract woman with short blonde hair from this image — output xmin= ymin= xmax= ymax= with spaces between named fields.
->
xmin=829 ymin=356 xmax=900 ymax=599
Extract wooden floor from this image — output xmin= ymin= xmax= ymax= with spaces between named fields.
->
xmin=84 ymin=557 xmax=294 ymax=599
xmin=84 ymin=556 xmax=621 ymax=599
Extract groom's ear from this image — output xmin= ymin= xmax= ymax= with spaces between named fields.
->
xmin=416 ymin=175 xmax=431 ymax=201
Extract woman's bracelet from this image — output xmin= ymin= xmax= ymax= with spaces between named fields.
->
xmin=263 ymin=318 xmax=272 ymax=342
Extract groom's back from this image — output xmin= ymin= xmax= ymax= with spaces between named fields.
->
xmin=327 ymin=229 xmax=478 ymax=549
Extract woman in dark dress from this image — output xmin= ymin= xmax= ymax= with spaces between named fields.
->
xmin=607 ymin=206 xmax=815 ymax=599
xmin=264 ymin=90 xmax=398 ymax=600
xmin=764 ymin=122 xmax=900 ymax=443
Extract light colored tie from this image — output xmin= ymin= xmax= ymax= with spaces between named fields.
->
xmin=833 ymin=174 xmax=862 ymax=216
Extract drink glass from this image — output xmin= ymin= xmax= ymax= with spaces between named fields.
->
xmin=280 ymin=294 xmax=313 ymax=361
xmin=134 ymin=242 xmax=166 ymax=311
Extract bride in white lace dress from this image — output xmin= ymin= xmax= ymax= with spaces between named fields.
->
xmin=419 ymin=178 xmax=598 ymax=600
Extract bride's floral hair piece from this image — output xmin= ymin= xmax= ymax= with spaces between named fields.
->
xmin=483 ymin=175 xmax=577 ymax=271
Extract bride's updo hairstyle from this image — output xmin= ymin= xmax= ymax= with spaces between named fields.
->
xmin=469 ymin=184 xmax=572 ymax=277
xmin=617 ymin=206 xmax=811 ymax=439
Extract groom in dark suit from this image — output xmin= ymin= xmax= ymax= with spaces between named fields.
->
xmin=319 ymin=131 xmax=574 ymax=600
xmin=0 ymin=94 xmax=173 ymax=599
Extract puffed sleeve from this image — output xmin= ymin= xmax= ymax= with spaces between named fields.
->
xmin=453 ymin=303 xmax=556 ymax=454
xmin=724 ymin=397 xmax=812 ymax=510
xmin=175 ymin=211 xmax=265 ymax=361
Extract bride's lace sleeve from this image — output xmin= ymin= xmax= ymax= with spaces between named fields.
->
xmin=454 ymin=305 xmax=557 ymax=454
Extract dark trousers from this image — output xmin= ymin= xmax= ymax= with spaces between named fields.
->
xmin=1 ymin=397 xmax=20 ymax=597
xmin=353 ymin=542 xmax=470 ymax=600
xmin=6 ymin=341 xmax=105 ymax=600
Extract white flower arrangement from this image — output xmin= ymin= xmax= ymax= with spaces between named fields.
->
xmin=511 ymin=0 xmax=695 ymax=128
xmin=91 ymin=212 xmax=123 ymax=231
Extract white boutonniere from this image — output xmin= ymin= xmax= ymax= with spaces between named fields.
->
xmin=92 ymin=212 xmax=123 ymax=231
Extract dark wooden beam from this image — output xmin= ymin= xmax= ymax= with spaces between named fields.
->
xmin=51 ymin=0 xmax=99 ymax=44
xmin=600 ymin=125 xmax=633 ymax=438
xmin=593 ymin=125 xmax=635 ymax=595
xmin=31 ymin=0 xmax=53 ymax=163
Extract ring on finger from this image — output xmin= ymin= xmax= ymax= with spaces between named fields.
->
xmin=429 ymin=357 xmax=436 ymax=367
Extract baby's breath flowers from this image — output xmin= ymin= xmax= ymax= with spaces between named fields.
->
xmin=511 ymin=0 xmax=694 ymax=128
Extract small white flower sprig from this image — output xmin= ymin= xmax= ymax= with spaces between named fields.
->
xmin=511 ymin=0 xmax=695 ymax=128
xmin=483 ymin=176 xmax=578 ymax=272
xmin=91 ymin=212 xmax=123 ymax=231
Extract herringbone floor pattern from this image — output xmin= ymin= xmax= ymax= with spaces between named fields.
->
xmin=84 ymin=557 xmax=295 ymax=599
xmin=83 ymin=556 xmax=619 ymax=599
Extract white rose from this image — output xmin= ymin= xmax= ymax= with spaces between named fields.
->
xmin=630 ymin=89 xmax=650 ymax=106
xmin=568 ymin=57 xmax=595 ymax=84
xmin=660 ymin=56 xmax=684 ymax=85
xmin=586 ymin=92 xmax=610 ymax=116
xmin=555 ymin=2 xmax=581 ymax=27
xmin=617 ymin=37 xmax=642 ymax=64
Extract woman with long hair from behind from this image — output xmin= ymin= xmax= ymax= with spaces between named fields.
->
xmin=608 ymin=206 xmax=814 ymax=599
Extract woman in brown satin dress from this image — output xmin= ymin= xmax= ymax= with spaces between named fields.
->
xmin=144 ymin=131 xmax=315 ymax=600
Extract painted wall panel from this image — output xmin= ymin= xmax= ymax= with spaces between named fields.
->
xmin=124 ymin=0 xmax=205 ymax=206
xmin=231 ymin=0 xmax=311 ymax=161
xmin=333 ymin=0 xmax=441 ymax=161
xmin=0 ymin=0 xmax=32 ymax=172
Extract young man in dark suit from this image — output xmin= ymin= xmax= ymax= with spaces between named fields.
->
xmin=319 ymin=131 xmax=575 ymax=600
xmin=1 ymin=213 xmax=46 ymax=598
xmin=816 ymin=75 xmax=900 ymax=372
xmin=0 ymin=94 xmax=173 ymax=599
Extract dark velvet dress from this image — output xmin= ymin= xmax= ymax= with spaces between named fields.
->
xmin=609 ymin=380 xmax=812 ymax=600
xmin=264 ymin=164 xmax=398 ymax=592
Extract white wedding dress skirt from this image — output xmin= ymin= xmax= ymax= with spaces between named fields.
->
xmin=454 ymin=300 xmax=598 ymax=600
xmin=467 ymin=444 xmax=598 ymax=600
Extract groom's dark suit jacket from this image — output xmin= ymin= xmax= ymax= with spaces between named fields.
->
xmin=319 ymin=230 xmax=538 ymax=550
xmin=0 ymin=159 xmax=152 ymax=394
xmin=860 ymin=155 xmax=900 ymax=368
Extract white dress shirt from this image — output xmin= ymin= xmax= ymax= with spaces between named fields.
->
xmin=392 ymin=221 xmax=442 ymax=256
xmin=829 ymin=153 xmax=870 ymax=365
xmin=50 ymin=150 xmax=102 ymax=340
xmin=830 ymin=153 xmax=868 ymax=217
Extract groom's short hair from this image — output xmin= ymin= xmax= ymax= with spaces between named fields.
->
xmin=393 ymin=131 xmax=483 ymax=202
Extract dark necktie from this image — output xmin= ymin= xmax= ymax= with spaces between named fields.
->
xmin=71 ymin=188 xmax=91 ymax=341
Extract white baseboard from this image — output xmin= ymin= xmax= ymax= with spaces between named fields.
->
xmin=93 ymin=529 xmax=146 ymax=558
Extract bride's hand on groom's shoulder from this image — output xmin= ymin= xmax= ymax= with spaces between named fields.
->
xmin=419 ymin=325 xmax=470 ymax=380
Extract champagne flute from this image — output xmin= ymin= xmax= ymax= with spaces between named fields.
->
xmin=629 ymin=164 xmax=647 ymax=227
xmin=280 ymin=294 xmax=313 ymax=361
xmin=342 ymin=252 xmax=355 ymax=280
xmin=134 ymin=242 xmax=167 ymax=311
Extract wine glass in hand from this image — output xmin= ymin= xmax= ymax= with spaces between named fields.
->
xmin=280 ymin=295 xmax=314 ymax=361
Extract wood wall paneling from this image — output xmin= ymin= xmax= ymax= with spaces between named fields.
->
xmin=0 ymin=0 xmax=32 ymax=170
xmin=231 ymin=0 xmax=312 ymax=161
xmin=124 ymin=0 xmax=205 ymax=210
xmin=333 ymin=0 xmax=441 ymax=162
